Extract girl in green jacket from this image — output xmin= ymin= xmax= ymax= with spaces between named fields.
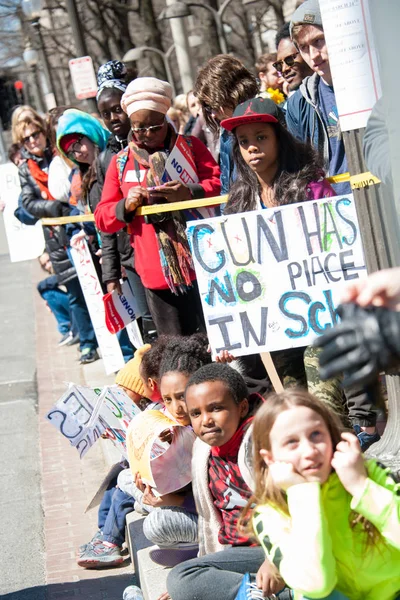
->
xmin=248 ymin=388 xmax=400 ymax=600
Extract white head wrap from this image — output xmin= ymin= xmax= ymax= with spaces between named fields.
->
xmin=121 ymin=77 xmax=173 ymax=117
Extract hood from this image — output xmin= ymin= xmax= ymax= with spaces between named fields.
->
xmin=56 ymin=108 xmax=110 ymax=164
xmin=299 ymin=72 xmax=320 ymax=108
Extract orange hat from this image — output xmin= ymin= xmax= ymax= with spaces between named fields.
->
xmin=115 ymin=344 xmax=151 ymax=395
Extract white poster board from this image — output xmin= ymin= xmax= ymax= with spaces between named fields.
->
xmin=69 ymin=56 xmax=98 ymax=100
xmin=70 ymin=238 xmax=125 ymax=374
xmin=319 ymin=0 xmax=381 ymax=131
xmin=0 ymin=163 xmax=45 ymax=262
xmin=186 ymin=195 xmax=366 ymax=359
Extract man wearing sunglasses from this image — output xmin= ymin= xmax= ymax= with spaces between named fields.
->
xmin=285 ymin=0 xmax=350 ymax=196
xmin=275 ymin=22 xmax=313 ymax=95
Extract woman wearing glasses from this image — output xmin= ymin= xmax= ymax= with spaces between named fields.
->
xmin=95 ymin=77 xmax=221 ymax=336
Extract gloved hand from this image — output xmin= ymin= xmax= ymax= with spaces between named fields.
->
xmin=47 ymin=200 xmax=71 ymax=218
xmin=315 ymin=302 xmax=400 ymax=388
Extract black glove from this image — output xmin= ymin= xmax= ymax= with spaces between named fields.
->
xmin=47 ymin=200 xmax=69 ymax=218
xmin=315 ymin=302 xmax=400 ymax=388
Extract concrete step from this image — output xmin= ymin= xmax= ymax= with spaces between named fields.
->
xmin=126 ymin=511 xmax=171 ymax=600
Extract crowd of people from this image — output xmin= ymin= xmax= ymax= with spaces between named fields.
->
xmin=5 ymin=0 xmax=400 ymax=598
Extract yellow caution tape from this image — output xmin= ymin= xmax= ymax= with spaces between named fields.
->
xmin=349 ymin=172 xmax=381 ymax=189
xmin=40 ymin=172 xmax=380 ymax=226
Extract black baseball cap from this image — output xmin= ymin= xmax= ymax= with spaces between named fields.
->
xmin=221 ymin=97 xmax=280 ymax=131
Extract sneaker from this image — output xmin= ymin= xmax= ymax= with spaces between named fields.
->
xmin=353 ymin=424 xmax=381 ymax=452
xmin=78 ymin=530 xmax=103 ymax=556
xmin=235 ymin=573 xmax=293 ymax=600
xmin=123 ymin=585 xmax=144 ymax=600
xmin=67 ymin=333 xmax=80 ymax=346
xmin=58 ymin=331 xmax=73 ymax=347
xmin=149 ymin=543 xmax=199 ymax=567
xmin=80 ymin=348 xmax=100 ymax=364
xmin=76 ymin=542 xmax=124 ymax=568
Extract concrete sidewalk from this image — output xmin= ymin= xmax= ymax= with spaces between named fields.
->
xmin=33 ymin=261 xmax=135 ymax=600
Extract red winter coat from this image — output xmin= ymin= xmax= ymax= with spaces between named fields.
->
xmin=95 ymin=135 xmax=221 ymax=290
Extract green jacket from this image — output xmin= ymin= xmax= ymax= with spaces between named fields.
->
xmin=253 ymin=460 xmax=400 ymax=599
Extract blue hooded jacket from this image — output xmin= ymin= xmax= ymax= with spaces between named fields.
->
xmin=285 ymin=72 xmax=350 ymax=195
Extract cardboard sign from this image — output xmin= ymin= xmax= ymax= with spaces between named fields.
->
xmin=46 ymin=384 xmax=141 ymax=459
xmin=319 ymin=0 xmax=381 ymax=131
xmin=70 ymin=239 xmax=125 ymax=374
xmin=0 ymin=163 xmax=45 ymax=262
xmin=186 ymin=195 xmax=366 ymax=359
xmin=103 ymin=280 xmax=137 ymax=334
xmin=126 ymin=410 xmax=195 ymax=495
xmin=69 ymin=56 xmax=98 ymax=100
xmin=163 ymin=136 xmax=216 ymax=220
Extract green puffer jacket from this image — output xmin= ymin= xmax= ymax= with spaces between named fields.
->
xmin=253 ymin=460 xmax=400 ymax=600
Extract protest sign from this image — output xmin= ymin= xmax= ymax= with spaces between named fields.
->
xmin=319 ymin=0 xmax=381 ymax=131
xmin=0 ymin=163 xmax=45 ymax=262
xmin=126 ymin=410 xmax=195 ymax=495
xmin=70 ymin=238 xmax=125 ymax=374
xmin=46 ymin=384 xmax=141 ymax=458
xmin=103 ymin=279 xmax=137 ymax=334
xmin=186 ymin=195 xmax=366 ymax=359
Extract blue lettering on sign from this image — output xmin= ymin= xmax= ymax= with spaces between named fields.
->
xmin=120 ymin=295 xmax=135 ymax=318
xmin=171 ymin=157 xmax=183 ymax=174
xmin=278 ymin=289 xmax=339 ymax=339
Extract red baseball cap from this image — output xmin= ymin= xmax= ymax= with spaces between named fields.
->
xmin=221 ymin=97 xmax=280 ymax=131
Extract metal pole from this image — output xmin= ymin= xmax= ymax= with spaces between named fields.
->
xmin=0 ymin=119 xmax=7 ymax=164
xmin=64 ymin=0 xmax=97 ymax=111
xmin=141 ymin=46 xmax=176 ymax=97
xmin=32 ymin=19 xmax=57 ymax=107
xmin=187 ymin=2 xmax=228 ymax=54
xmin=30 ymin=65 xmax=46 ymax=113
xmin=166 ymin=0 xmax=194 ymax=92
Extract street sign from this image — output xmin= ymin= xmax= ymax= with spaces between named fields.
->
xmin=69 ymin=56 xmax=98 ymax=100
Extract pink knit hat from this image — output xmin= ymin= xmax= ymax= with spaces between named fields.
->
xmin=121 ymin=77 xmax=173 ymax=117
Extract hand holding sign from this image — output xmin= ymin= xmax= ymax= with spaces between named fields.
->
xmin=125 ymin=186 xmax=148 ymax=213
xmin=150 ymin=180 xmax=191 ymax=203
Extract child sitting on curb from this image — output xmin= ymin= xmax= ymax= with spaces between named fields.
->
xmin=120 ymin=334 xmax=212 ymax=570
xmin=248 ymin=389 xmax=400 ymax=600
xmin=166 ymin=363 xmax=292 ymax=600
xmin=77 ymin=344 xmax=151 ymax=569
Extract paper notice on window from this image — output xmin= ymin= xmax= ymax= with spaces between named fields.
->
xmin=319 ymin=0 xmax=382 ymax=131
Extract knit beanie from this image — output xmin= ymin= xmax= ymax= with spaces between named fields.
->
xmin=115 ymin=344 xmax=152 ymax=396
xmin=121 ymin=77 xmax=172 ymax=117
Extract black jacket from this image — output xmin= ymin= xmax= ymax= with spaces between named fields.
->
xmin=89 ymin=135 xmax=134 ymax=285
xmin=18 ymin=148 xmax=76 ymax=285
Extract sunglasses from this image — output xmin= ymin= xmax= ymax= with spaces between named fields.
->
xmin=131 ymin=122 xmax=165 ymax=135
xmin=23 ymin=130 xmax=42 ymax=144
xmin=272 ymin=52 xmax=300 ymax=72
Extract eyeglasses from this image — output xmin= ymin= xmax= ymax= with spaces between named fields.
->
xmin=272 ymin=52 xmax=300 ymax=72
xmin=23 ymin=130 xmax=42 ymax=144
xmin=131 ymin=122 xmax=165 ymax=136
xmin=66 ymin=136 xmax=85 ymax=159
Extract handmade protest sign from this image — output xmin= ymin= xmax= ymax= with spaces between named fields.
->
xmin=46 ymin=384 xmax=141 ymax=458
xmin=126 ymin=410 xmax=195 ymax=495
xmin=103 ymin=280 xmax=137 ymax=334
xmin=70 ymin=238 xmax=125 ymax=374
xmin=186 ymin=195 xmax=366 ymax=359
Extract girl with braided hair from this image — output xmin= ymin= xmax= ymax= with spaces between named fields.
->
xmin=119 ymin=334 xmax=212 ymax=571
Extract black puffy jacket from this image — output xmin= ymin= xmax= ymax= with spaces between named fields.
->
xmin=89 ymin=135 xmax=134 ymax=285
xmin=18 ymin=147 xmax=76 ymax=285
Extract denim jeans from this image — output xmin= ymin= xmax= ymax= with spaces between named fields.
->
xmin=117 ymin=328 xmax=134 ymax=361
xmin=64 ymin=277 xmax=97 ymax=352
xmin=167 ymin=546 xmax=265 ymax=600
xmin=102 ymin=487 xmax=135 ymax=547
xmin=304 ymin=593 xmax=349 ymax=600
xmin=98 ymin=485 xmax=116 ymax=530
xmin=39 ymin=288 xmax=71 ymax=335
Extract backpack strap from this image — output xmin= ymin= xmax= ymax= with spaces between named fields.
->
xmin=115 ymin=149 xmax=129 ymax=187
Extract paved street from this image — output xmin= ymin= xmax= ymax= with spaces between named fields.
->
xmin=0 ymin=233 xmax=134 ymax=599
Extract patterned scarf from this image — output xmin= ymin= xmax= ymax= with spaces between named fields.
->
xmin=27 ymin=158 xmax=54 ymax=201
xmin=129 ymin=130 xmax=194 ymax=294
